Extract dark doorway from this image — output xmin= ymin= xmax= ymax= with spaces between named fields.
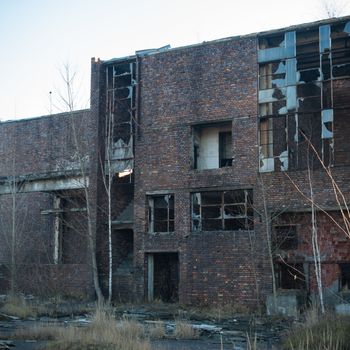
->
xmin=148 ymin=253 xmax=179 ymax=303
xmin=112 ymin=229 xmax=133 ymax=271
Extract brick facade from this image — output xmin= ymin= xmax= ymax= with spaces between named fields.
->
xmin=1 ymin=16 xmax=350 ymax=307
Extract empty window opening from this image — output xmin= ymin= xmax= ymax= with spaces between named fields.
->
xmin=105 ymin=60 xmax=136 ymax=174
xmin=219 ymin=131 xmax=233 ymax=167
xmin=192 ymin=123 xmax=232 ymax=170
xmin=192 ymin=189 xmax=253 ymax=231
xmin=147 ymin=253 xmax=179 ymax=303
xmin=273 ymin=225 xmax=298 ymax=250
xmin=340 ymin=263 xmax=350 ymax=291
xmin=148 ymin=195 xmax=174 ymax=233
xmin=113 ymin=229 xmax=133 ymax=276
xmin=276 ymin=263 xmax=306 ymax=290
xmin=50 ymin=191 xmax=87 ymax=265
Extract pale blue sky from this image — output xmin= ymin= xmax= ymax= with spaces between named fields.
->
xmin=1 ymin=0 xmax=349 ymax=120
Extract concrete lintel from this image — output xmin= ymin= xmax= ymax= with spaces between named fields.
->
xmin=271 ymin=205 xmax=350 ymax=214
xmin=145 ymin=189 xmax=175 ymax=195
xmin=0 ymin=175 xmax=88 ymax=195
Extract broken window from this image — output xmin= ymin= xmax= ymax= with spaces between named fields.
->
xmin=276 ymin=263 xmax=306 ymax=290
xmin=273 ymin=225 xmax=298 ymax=250
xmin=148 ymin=195 xmax=174 ymax=233
xmin=257 ymin=21 xmax=350 ymax=171
xmin=192 ymin=189 xmax=253 ymax=231
xmin=192 ymin=123 xmax=232 ymax=170
xmin=340 ymin=263 xmax=350 ymax=291
xmin=105 ymin=60 xmax=137 ymax=174
xmin=259 ymin=115 xmax=288 ymax=172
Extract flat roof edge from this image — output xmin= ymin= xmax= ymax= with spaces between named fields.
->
xmin=100 ymin=14 xmax=350 ymax=63
xmin=0 ymin=109 xmax=90 ymax=125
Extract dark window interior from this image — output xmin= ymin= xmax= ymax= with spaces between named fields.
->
xmin=273 ymin=225 xmax=298 ymax=250
xmin=340 ymin=263 xmax=350 ymax=291
xmin=148 ymin=195 xmax=174 ymax=233
xmin=192 ymin=190 xmax=253 ymax=231
xmin=276 ymin=263 xmax=306 ymax=290
xmin=219 ymin=131 xmax=233 ymax=167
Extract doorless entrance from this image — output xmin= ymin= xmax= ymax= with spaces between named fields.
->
xmin=147 ymin=253 xmax=179 ymax=302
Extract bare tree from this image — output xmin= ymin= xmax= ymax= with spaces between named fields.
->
xmin=0 ymin=137 xmax=22 ymax=294
xmin=0 ymin=166 xmax=20 ymax=294
xmin=319 ymin=0 xmax=349 ymax=18
xmin=282 ymin=130 xmax=350 ymax=313
xmin=57 ymin=64 xmax=104 ymax=303
xmin=257 ymin=173 xmax=278 ymax=310
xmin=307 ymin=161 xmax=325 ymax=313
xmin=99 ymin=100 xmax=114 ymax=303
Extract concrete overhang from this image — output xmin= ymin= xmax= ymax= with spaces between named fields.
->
xmin=0 ymin=171 xmax=88 ymax=195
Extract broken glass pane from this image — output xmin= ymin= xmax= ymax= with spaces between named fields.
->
xmin=202 ymin=206 xmax=221 ymax=219
xmin=201 ymin=192 xmax=221 ymax=205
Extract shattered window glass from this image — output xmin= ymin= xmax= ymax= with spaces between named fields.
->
xmin=257 ymin=19 xmax=350 ymax=171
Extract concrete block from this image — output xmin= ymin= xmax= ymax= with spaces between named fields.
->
xmin=266 ymin=290 xmax=307 ymax=317
xmin=335 ymin=303 xmax=350 ymax=315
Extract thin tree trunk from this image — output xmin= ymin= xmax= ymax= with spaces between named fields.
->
xmin=61 ymin=64 xmax=104 ymax=303
xmin=307 ymin=163 xmax=325 ymax=313
xmin=10 ymin=179 xmax=16 ymax=295
xmin=258 ymin=175 xmax=277 ymax=309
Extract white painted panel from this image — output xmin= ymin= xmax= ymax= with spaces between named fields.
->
xmin=199 ymin=127 xmax=219 ymax=170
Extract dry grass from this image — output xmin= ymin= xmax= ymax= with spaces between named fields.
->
xmin=13 ymin=323 xmax=63 ymax=340
xmin=148 ymin=321 xmax=166 ymax=339
xmin=10 ymin=307 xmax=151 ymax=350
xmin=187 ymin=302 xmax=250 ymax=321
xmin=284 ymin=312 xmax=350 ymax=350
xmin=246 ymin=332 xmax=258 ymax=350
xmin=173 ymin=320 xmax=199 ymax=339
xmin=0 ymin=295 xmax=40 ymax=319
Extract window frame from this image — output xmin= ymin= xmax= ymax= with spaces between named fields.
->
xmin=148 ymin=194 xmax=175 ymax=233
xmin=191 ymin=189 xmax=254 ymax=232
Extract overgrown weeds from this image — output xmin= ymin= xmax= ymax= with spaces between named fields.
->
xmin=284 ymin=311 xmax=350 ymax=350
xmin=0 ymin=294 xmax=94 ymax=319
xmin=0 ymin=295 xmax=40 ymax=319
xmin=11 ymin=307 xmax=151 ymax=350
xmin=148 ymin=321 xmax=166 ymax=339
xmin=187 ymin=302 xmax=250 ymax=321
xmin=173 ymin=320 xmax=199 ymax=339
xmin=246 ymin=332 xmax=258 ymax=350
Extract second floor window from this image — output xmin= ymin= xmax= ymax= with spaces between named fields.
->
xmin=192 ymin=122 xmax=232 ymax=170
xmin=148 ymin=195 xmax=174 ymax=233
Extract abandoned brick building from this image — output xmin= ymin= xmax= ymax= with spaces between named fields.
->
xmin=1 ymin=16 xmax=350 ymax=309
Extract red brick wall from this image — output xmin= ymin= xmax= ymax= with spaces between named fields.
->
xmin=0 ymin=110 xmax=91 ymax=177
xmin=0 ymin=110 xmax=96 ymax=298
xmin=274 ymin=211 xmax=350 ymax=293
xmin=133 ymin=36 xmax=265 ymax=306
